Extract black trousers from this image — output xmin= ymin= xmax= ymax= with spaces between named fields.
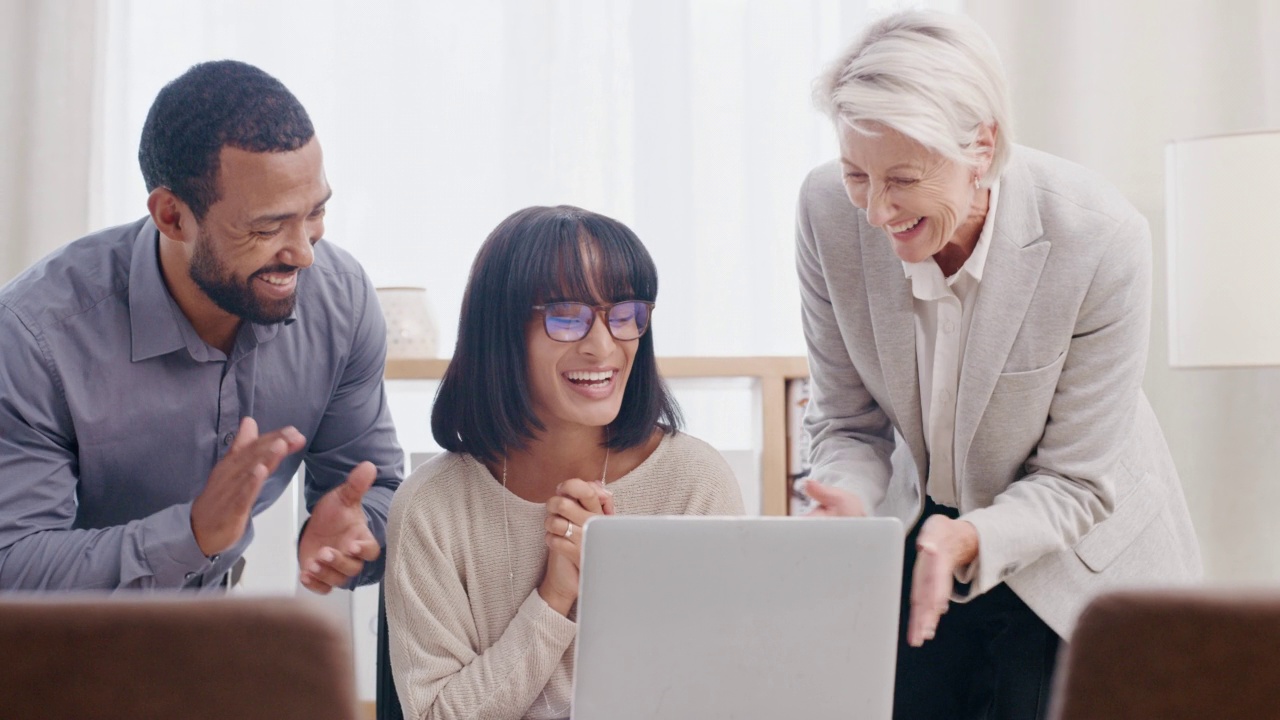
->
xmin=893 ymin=499 xmax=1060 ymax=720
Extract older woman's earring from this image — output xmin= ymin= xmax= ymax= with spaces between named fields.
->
xmin=973 ymin=176 xmax=981 ymax=190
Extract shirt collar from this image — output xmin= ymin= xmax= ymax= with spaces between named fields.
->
xmin=128 ymin=219 xmax=189 ymax=362
xmin=128 ymin=218 xmax=297 ymax=363
xmin=901 ymin=179 xmax=1002 ymax=299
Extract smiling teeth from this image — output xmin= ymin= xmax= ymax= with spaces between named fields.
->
xmin=567 ymin=370 xmax=612 ymax=382
xmin=886 ymin=217 xmax=922 ymax=233
xmin=261 ymin=275 xmax=293 ymax=286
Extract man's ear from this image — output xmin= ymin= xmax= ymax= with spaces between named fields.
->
xmin=147 ymin=188 xmax=192 ymax=243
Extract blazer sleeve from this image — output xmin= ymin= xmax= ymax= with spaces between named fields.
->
xmin=957 ymin=211 xmax=1153 ymax=596
xmin=794 ymin=170 xmax=896 ymax=511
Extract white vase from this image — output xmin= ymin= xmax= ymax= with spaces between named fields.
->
xmin=376 ymin=286 xmax=438 ymax=359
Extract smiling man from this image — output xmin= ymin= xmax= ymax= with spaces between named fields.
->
xmin=0 ymin=61 xmax=403 ymax=592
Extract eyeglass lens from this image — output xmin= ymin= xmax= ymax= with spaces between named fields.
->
xmin=543 ymin=301 xmax=650 ymax=342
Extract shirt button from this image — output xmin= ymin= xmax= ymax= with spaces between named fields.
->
xmin=943 ymin=321 xmax=956 ymax=334
xmin=223 ymin=432 xmax=235 ymax=446
xmin=940 ymin=390 xmax=952 ymax=404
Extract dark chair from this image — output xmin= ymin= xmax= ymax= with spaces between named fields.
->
xmin=0 ymin=595 xmax=358 ymax=720
xmin=377 ymin=581 xmax=406 ymax=720
xmin=1049 ymin=589 xmax=1280 ymax=720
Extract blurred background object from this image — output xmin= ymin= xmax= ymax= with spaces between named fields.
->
xmin=1165 ymin=130 xmax=1280 ymax=369
xmin=377 ymin=286 xmax=439 ymax=360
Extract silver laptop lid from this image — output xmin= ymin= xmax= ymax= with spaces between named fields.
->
xmin=571 ymin=516 xmax=903 ymax=720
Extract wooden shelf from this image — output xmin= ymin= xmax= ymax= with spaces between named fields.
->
xmin=384 ymin=357 xmax=451 ymax=380
xmin=384 ymin=356 xmax=809 ymax=515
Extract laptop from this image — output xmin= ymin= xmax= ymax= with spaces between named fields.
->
xmin=571 ymin=516 xmax=904 ymax=720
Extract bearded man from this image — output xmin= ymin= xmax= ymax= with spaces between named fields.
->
xmin=0 ymin=60 xmax=403 ymax=593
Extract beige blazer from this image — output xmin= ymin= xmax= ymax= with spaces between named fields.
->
xmin=796 ymin=145 xmax=1201 ymax=637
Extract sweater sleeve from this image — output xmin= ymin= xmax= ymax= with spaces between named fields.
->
xmin=386 ymin=484 xmax=577 ymax=720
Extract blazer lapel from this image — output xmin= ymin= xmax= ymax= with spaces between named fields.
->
xmin=954 ymin=153 xmax=1049 ymax=483
xmin=860 ymin=216 xmax=929 ymax=485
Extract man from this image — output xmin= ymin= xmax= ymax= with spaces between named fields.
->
xmin=0 ymin=60 xmax=403 ymax=593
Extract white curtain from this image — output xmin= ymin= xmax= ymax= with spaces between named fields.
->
xmin=95 ymin=0 xmax=958 ymax=357
xmin=966 ymin=0 xmax=1280 ymax=583
xmin=0 ymin=0 xmax=103 ymax=284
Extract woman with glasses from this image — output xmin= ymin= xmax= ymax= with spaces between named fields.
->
xmin=796 ymin=10 xmax=1200 ymax=720
xmin=385 ymin=205 xmax=743 ymax=720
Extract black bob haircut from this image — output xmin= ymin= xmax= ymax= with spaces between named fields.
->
xmin=432 ymin=205 xmax=682 ymax=462
xmin=138 ymin=60 xmax=314 ymax=220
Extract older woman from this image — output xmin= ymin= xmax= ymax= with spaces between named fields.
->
xmin=797 ymin=10 xmax=1200 ymax=719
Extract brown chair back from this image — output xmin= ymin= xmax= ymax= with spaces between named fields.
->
xmin=1050 ymin=589 xmax=1280 ymax=720
xmin=0 ymin=595 xmax=358 ymax=720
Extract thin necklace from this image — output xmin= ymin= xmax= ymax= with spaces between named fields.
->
xmin=501 ymin=446 xmax=610 ymax=719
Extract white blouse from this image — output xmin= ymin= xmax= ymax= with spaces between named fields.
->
xmin=901 ymin=181 xmax=1001 ymax=507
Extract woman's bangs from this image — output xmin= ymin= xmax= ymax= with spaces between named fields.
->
xmin=533 ymin=227 xmax=654 ymax=306
xmin=581 ymin=218 xmax=659 ymax=303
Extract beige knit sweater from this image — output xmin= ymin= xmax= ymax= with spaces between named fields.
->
xmin=386 ymin=432 xmax=744 ymax=720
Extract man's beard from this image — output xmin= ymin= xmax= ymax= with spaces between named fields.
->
xmin=189 ymin=228 xmax=299 ymax=325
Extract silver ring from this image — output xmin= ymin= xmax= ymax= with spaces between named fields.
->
xmin=564 ymin=522 xmax=575 ymax=540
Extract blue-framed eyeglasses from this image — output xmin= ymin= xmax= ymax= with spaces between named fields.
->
xmin=532 ymin=300 xmax=654 ymax=342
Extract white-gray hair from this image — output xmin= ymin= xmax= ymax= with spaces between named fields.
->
xmin=814 ymin=9 xmax=1013 ymax=187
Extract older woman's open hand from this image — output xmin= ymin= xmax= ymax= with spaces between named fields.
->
xmin=801 ymin=480 xmax=867 ymax=517
xmin=908 ymin=515 xmax=979 ymax=646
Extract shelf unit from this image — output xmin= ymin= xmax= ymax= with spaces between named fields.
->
xmin=384 ymin=355 xmax=809 ymax=516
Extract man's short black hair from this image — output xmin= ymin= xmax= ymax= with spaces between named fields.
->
xmin=138 ymin=60 xmax=314 ymax=220
xmin=432 ymin=205 xmax=682 ymax=461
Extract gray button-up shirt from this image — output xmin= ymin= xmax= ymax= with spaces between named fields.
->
xmin=0 ymin=217 xmax=403 ymax=590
